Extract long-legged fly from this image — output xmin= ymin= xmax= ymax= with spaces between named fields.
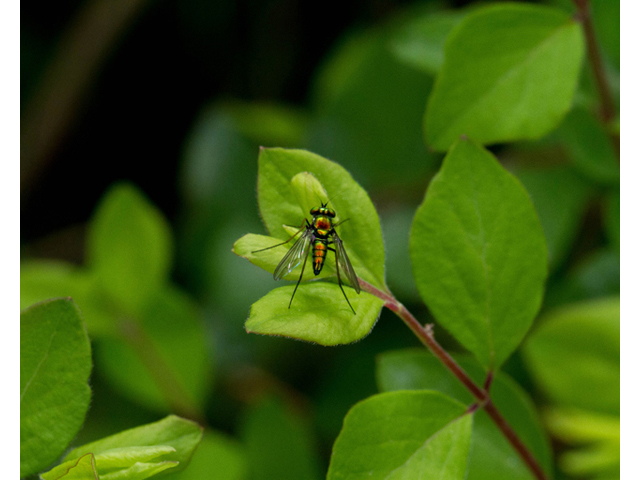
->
xmin=253 ymin=203 xmax=361 ymax=313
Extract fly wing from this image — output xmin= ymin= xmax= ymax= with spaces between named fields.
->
xmin=273 ymin=227 xmax=313 ymax=280
xmin=333 ymin=233 xmax=361 ymax=293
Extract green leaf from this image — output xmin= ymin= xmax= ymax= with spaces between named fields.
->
xmin=376 ymin=350 xmax=553 ymax=480
xmin=327 ymin=391 xmax=471 ymax=480
xmin=555 ymin=107 xmax=619 ymax=184
xmin=234 ymin=233 xmax=338 ymax=284
xmin=380 ymin=207 xmax=420 ymax=301
xmin=245 ymin=283 xmax=384 ymax=345
xmin=64 ymin=415 xmax=203 ymax=475
xmin=522 ymin=297 xmax=620 ymax=415
xmin=20 ymin=260 xmax=116 ymax=337
xmin=42 ymin=446 xmax=176 ymax=480
xmin=514 ymin=166 xmax=592 ymax=270
xmin=99 ymin=462 xmax=178 ymax=480
xmin=95 ymin=286 xmax=211 ymax=414
xmin=545 ymin=249 xmax=620 ymax=308
xmin=241 ymin=396 xmax=321 ymax=480
xmin=21 ymin=298 xmax=92 ymax=478
xmin=410 ymin=139 xmax=547 ymax=369
xmin=87 ymin=183 xmax=172 ymax=314
xmin=389 ymin=10 xmax=465 ymax=75
xmin=543 ymin=407 xmax=619 ymax=478
xmin=40 ymin=453 xmax=98 ymax=480
xmin=425 ymin=3 xmax=584 ymax=151
xmin=255 ymin=148 xmax=386 ymax=289
xmin=543 ymin=407 xmax=619 ymax=444
xmin=163 ymin=430 xmax=248 ymax=480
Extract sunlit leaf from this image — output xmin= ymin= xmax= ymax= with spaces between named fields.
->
xmin=255 ymin=148 xmax=386 ymax=289
xmin=376 ymin=350 xmax=553 ymax=480
xmin=245 ymin=283 xmax=383 ymax=345
xmin=425 ymin=3 xmax=584 ymax=150
xmin=410 ymin=139 xmax=547 ymax=369
xmin=40 ymin=453 xmax=98 ymax=480
xmin=65 ymin=415 xmax=203 ymax=476
xmin=327 ymin=391 xmax=471 ymax=480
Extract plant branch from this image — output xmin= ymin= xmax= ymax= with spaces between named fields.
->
xmin=571 ymin=0 xmax=619 ymax=156
xmin=359 ymin=279 xmax=548 ymax=480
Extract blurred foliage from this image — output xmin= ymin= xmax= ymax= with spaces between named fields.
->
xmin=21 ymin=0 xmax=619 ymax=478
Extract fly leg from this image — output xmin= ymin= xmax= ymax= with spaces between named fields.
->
xmin=289 ymin=246 xmax=310 ymax=309
xmin=252 ymin=220 xmax=308 ymax=253
xmin=328 ymin=245 xmax=356 ymax=315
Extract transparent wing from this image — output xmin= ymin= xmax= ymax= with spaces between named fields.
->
xmin=333 ymin=233 xmax=360 ymax=293
xmin=273 ymin=227 xmax=314 ymax=280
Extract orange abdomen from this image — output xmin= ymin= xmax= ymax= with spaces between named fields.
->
xmin=312 ymin=240 xmax=327 ymax=275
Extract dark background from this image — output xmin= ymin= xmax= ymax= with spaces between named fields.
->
xmin=22 ymin=0 xmax=470 ymax=243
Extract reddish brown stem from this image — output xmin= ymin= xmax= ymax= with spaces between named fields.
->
xmin=572 ymin=0 xmax=619 ymax=156
xmin=360 ymin=279 xmax=548 ymax=480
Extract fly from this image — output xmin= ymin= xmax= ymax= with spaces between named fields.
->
xmin=253 ymin=203 xmax=361 ymax=314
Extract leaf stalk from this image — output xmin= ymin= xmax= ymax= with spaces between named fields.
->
xmin=572 ymin=0 xmax=619 ymax=157
xmin=359 ymin=279 xmax=548 ymax=480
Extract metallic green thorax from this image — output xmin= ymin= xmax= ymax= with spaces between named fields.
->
xmin=310 ymin=207 xmax=336 ymax=275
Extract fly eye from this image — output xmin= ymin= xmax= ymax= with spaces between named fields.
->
xmin=328 ymin=209 xmax=336 ymax=218
xmin=310 ymin=207 xmax=319 ymax=215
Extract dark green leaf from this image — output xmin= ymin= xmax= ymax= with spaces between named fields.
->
xmin=545 ymin=249 xmax=620 ymax=308
xmin=95 ymin=286 xmax=211 ymax=414
xmin=514 ymin=166 xmax=592 ymax=270
xmin=87 ymin=183 xmax=172 ymax=314
xmin=556 ymin=107 xmax=619 ymax=184
xmin=245 ymin=283 xmax=384 ymax=345
xmin=20 ymin=298 xmax=92 ymax=478
xmin=255 ymin=148 xmax=386 ymax=289
xmin=376 ymin=350 xmax=553 ymax=479
xmin=225 ymin=100 xmax=309 ymax=147
xmin=522 ymin=297 xmax=620 ymax=415
xmin=425 ymin=3 xmax=584 ymax=150
xmin=164 ymin=430 xmax=248 ymax=480
xmin=64 ymin=415 xmax=203 ymax=475
xmin=410 ymin=139 xmax=547 ymax=369
xmin=380 ymin=207 xmax=420 ymax=301
xmin=327 ymin=391 xmax=471 ymax=480
xmin=307 ymin=27 xmax=439 ymax=187
xmin=389 ymin=10 xmax=465 ymax=75
xmin=241 ymin=396 xmax=321 ymax=480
